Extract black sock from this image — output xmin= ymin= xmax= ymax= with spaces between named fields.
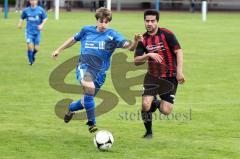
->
xmin=33 ymin=49 xmax=38 ymax=55
xmin=141 ymin=111 xmax=152 ymax=134
xmin=150 ymin=99 xmax=161 ymax=112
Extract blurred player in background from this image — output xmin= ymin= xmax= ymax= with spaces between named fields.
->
xmin=134 ymin=9 xmax=185 ymax=138
xmin=15 ymin=0 xmax=24 ymax=12
xmin=18 ymin=0 xmax=47 ymax=65
xmin=52 ymin=7 xmax=141 ymax=133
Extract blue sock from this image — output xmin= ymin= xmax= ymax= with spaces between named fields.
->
xmin=33 ymin=49 xmax=38 ymax=55
xmin=84 ymin=95 xmax=96 ymax=125
xmin=27 ymin=50 xmax=34 ymax=64
xmin=69 ymin=100 xmax=84 ymax=111
xmin=33 ymin=49 xmax=38 ymax=62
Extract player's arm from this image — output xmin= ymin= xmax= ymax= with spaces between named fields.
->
xmin=175 ymin=49 xmax=185 ymax=84
xmin=134 ymin=54 xmax=147 ymax=66
xmin=18 ymin=19 xmax=24 ymax=29
xmin=165 ymin=30 xmax=185 ymax=84
xmin=134 ymin=41 xmax=162 ymax=66
xmin=134 ymin=41 xmax=147 ymax=65
xmin=113 ymin=32 xmax=142 ymax=51
xmin=38 ymin=10 xmax=48 ymax=30
xmin=18 ymin=10 xmax=26 ymax=29
xmin=38 ymin=18 xmax=47 ymax=31
xmin=52 ymin=28 xmax=85 ymax=59
xmin=52 ymin=37 xmax=77 ymax=59
xmin=134 ymin=53 xmax=162 ymax=66
xmin=126 ymin=33 xmax=143 ymax=51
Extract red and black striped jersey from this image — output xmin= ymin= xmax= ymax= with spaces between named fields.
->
xmin=135 ymin=28 xmax=181 ymax=78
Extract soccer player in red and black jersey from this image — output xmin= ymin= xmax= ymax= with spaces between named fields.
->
xmin=134 ymin=9 xmax=185 ymax=138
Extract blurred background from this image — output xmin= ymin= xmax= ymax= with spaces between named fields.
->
xmin=1 ymin=0 xmax=240 ymax=13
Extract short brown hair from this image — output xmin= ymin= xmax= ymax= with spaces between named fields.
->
xmin=144 ymin=9 xmax=159 ymax=22
xmin=95 ymin=7 xmax=112 ymax=22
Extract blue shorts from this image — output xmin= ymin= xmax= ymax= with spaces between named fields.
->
xmin=76 ymin=64 xmax=106 ymax=95
xmin=25 ymin=32 xmax=41 ymax=45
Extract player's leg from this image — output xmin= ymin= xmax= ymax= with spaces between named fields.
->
xmin=15 ymin=0 xmax=19 ymax=12
xmin=64 ymin=80 xmax=96 ymax=129
xmin=158 ymin=77 xmax=178 ymax=115
xmin=159 ymin=101 xmax=173 ymax=115
xmin=64 ymin=65 xmax=88 ymax=123
xmin=82 ymin=69 xmax=104 ymax=133
xmin=142 ymin=95 xmax=154 ymax=138
xmin=84 ymin=72 xmax=104 ymax=132
xmin=64 ymin=65 xmax=92 ymax=123
xmin=64 ymin=65 xmax=99 ymax=133
xmin=26 ymin=34 xmax=35 ymax=65
xmin=64 ymin=99 xmax=84 ymax=123
xmin=32 ymin=45 xmax=39 ymax=63
xmin=32 ymin=33 xmax=41 ymax=63
xmin=27 ymin=43 xmax=35 ymax=65
xmin=141 ymin=73 xmax=158 ymax=138
xmin=150 ymin=96 xmax=161 ymax=112
xmin=81 ymin=79 xmax=98 ymax=133
xmin=150 ymin=77 xmax=177 ymax=113
xmin=150 ymin=97 xmax=172 ymax=115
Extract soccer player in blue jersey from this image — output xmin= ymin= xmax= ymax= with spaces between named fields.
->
xmin=18 ymin=0 xmax=47 ymax=65
xmin=52 ymin=7 xmax=141 ymax=133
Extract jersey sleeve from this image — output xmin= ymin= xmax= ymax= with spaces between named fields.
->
xmin=165 ymin=31 xmax=181 ymax=51
xmin=135 ymin=41 xmax=146 ymax=56
xmin=73 ymin=27 xmax=86 ymax=41
xmin=112 ymin=31 xmax=128 ymax=48
xmin=21 ymin=10 xmax=27 ymax=20
xmin=40 ymin=9 xmax=48 ymax=20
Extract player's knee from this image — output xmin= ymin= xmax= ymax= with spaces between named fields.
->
xmin=34 ymin=46 xmax=39 ymax=52
xmin=85 ymin=88 xmax=95 ymax=95
xmin=142 ymin=101 xmax=151 ymax=111
xmin=142 ymin=107 xmax=150 ymax=112
xmin=81 ymin=81 xmax=96 ymax=95
xmin=27 ymin=44 xmax=34 ymax=50
xmin=160 ymin=103 xmax=173 ymax=115
xmin=161 ymin=109 xmax=171 ymax=115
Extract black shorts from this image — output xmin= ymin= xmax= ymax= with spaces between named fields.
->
xmin=142 ymin=73 xmax=178 ymax=104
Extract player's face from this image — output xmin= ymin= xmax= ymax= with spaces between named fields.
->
xmin=96 ymin=18 xmax=110 ymax=32
xmin=30 ymin=0 xmax=38 ymax=7
xmin=144 ymin=15 xmax=158 ymax=34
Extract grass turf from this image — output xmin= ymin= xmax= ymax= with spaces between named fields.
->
xmin=0 ymin=11 xmax=240 ymax=159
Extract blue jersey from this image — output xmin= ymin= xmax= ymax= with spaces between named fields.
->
xmin=74 ymin=26 xmax=127 ymax=73
xmin=21 ymin=6 xmax=47 ymax=35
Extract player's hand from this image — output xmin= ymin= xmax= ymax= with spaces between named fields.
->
xmin=38 ymin=24 xmax=43 ymax=30
xmin=134 ymin=33 xmax=143 ymax=42
xmin=52 ymin=50 xmax=60 ymax=59
xmin=176 ymin=72 xmax=185 ymax=84
xmin=18 ymin=24 xmax=22 ymax=29
xmin=147 ymin=53 xmax=163 ymax=63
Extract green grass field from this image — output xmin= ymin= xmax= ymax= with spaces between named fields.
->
xmin=0 ymin=11 xmax=240 ymax=159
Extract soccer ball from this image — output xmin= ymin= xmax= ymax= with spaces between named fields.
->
xmin=93 ymin=130 xmax=114 ymax=150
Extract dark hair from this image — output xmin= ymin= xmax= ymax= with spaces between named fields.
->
xmin=144 ymin=9 xmax=159 ymax=21
xmin=95 ymin=7 xmax=112 ymax=22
